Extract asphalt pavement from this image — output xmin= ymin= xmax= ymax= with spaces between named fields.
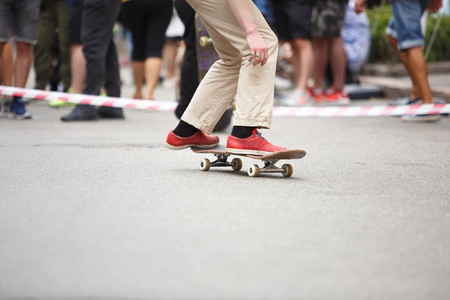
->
xmin=0 ymin=67 xmax=449 ymax=299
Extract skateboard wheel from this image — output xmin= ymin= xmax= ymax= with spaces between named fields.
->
xmin=200 ymin=158 xmax=211 ymax=171
xmin=281 ymin=164 xmax=293 ymax=177
xmin=199 ymin=36 xmax=212 ymax=47
xmin=231 ymin=158 xmax=243 ymax=171
xmin=248 ymin=164 xmax=260 ymax=177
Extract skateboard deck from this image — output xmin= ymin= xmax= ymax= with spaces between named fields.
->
xmin=192 ymin=145 xmax=306 ymax=177
xmin=194 ymin=14 xmax=232 ymax=132
xmin=195 ymin=14 xmax=219 ymax=82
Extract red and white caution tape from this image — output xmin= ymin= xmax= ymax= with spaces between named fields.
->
xmin=1 ymin=86 xmax=449 ymax=117
xmin=0 ymin=86 xmax=177 ymax=112
xmin=272 ymin=104 xmax=449 ymax=117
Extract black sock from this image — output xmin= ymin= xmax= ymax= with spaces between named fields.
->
xmin=173 ymin=120 xmax=199 ymax=137
xmin=231 ymin=126 xmax=254 ymax=139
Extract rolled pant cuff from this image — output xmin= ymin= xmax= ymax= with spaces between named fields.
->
xmin=181 ymin=111 xmax=216 ymax=135
xmin=233 ymin=117 xmax=272 ymax=130
xmin=398 ymin=39 xmax=424 ymax=51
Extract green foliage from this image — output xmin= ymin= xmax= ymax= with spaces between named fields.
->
xmin=425 ymin=12 xmax=450 ymax=61
xmin=366 ymin=4 xmax=397 ymax=63
xmin=366 ymin=4 xmax=450 ymax=63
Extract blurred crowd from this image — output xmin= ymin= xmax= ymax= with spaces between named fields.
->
xmin=0 ymin=0 xmax=444 ymax=122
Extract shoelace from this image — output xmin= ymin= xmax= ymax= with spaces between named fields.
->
xmin=255 ymin=131 xmax=267 ymax=141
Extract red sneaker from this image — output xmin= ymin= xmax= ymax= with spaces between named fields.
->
xmin=226 ymin=129 xmax=287 ymax=156
xmin=314 ymin=92 xmax=326 ymax=102
xmin=306 ymin=85 xmax=315 ymax=97
xmin=165 ymin=130 xmax=219 ymax=150
xmin=325 ymin=87 xmax=350 ymax=103
xmin=310 ymin=88 xmax=326 ymax=103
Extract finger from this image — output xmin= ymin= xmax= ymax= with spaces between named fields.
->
xmin=255 ymin=53 xmax=262 ymax=66
xmin=252 ymin=52 xmax=260 ymax=66
xmin=254 ymin=54 xmax=261 ymax=66
xmin=261 ymin=49 xmax=268 ymax=66
xmin=257 ymin=50 xmax=265 ymax=66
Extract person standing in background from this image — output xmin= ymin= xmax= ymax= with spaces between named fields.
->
xmin=34 ymin=0 xmax=71 ymax=93
xmin=162 ymin=6 xmax=185 ymax=89
xmin=122 ymin=0 xmax=172 ymax=100
xmin=61 ymin=0 xmax=124 ymax=121
xmin=355 ymin=0 xmax=442 ymax=122
xmin=173 ymin=0 xmax=198 ymax=119
xmin=0 ymin=41 xmax=13 ymax=86
xmin=271 ymin=0 xmax=315 ymax=106
xmin=311 ymin=0 xmax=350 ymax=104
xmin=0 ymin=0 xmax=40 ymax=119
xmin=48 ymin=0 xmax=86 ymax=108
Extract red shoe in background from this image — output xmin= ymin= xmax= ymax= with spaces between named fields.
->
xmin=324 ymin=87 xmax=350 ymax=103
xmin=309 ymin=87 xmax=326 ymax=103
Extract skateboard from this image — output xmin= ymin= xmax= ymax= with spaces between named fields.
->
xmin=191 ymin=145 xmax=306 ymax=178
xmin=195 ymin=13 xmax=219 ymax=82
xmin=194 ymin=13 xmax=232 ymax=132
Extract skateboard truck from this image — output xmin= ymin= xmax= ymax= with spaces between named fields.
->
xmin=200 ymin=154 xmax=243 ymax=172
xmin=248 ymin=159 xmax=293 ymax=177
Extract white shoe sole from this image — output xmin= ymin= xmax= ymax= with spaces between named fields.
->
xmin=165 ymin=141 xmax=219 ymax=150
xmin=401 ymin=114 xmax=441 ymax=122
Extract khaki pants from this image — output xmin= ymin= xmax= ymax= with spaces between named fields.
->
xmin=182 ymin=0 xmax=278 ymax=134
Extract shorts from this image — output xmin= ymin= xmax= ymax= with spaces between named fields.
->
xmin=68 ymin=1 xmax=83 ymax=45
xmin=123 ymin=0 xmax=173 ymax=60
xmin=0 ymin=0 xmax=40 ymax=44
xmin=386 ymin=0 xmax=431 ymax=51
xmin=312 ymin=0 xmax=347 ymax=38
xmin=272 ymin=0 xmax=313 ymax=40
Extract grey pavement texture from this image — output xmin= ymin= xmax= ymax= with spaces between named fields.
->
xmin=1 ymin=93 xmax=449 ymax=299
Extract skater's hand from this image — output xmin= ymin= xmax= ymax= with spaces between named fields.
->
xmin=225 ymin=0 xmax=269 ymax=66
xmin=246 ymin=30 xmax=268 ymax=66
xmin=354 ymin=0 xmax=366 ymax=14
